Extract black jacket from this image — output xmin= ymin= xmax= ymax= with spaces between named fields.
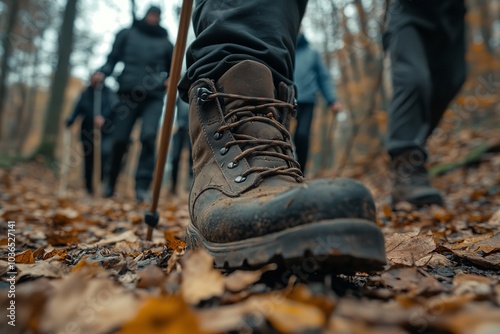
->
xmin=66 ymin=85 xmax=117 ymax=139
xmin=100 ymin=19 xmax=174 ymax=98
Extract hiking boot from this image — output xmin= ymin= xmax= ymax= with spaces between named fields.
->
xmin=390 ymin=150 xmax=443 ymax=206
xmin=186 ymin=60 xmax=386 ymax=273
xmin=135 ymin=188 xmax=151 ymax=203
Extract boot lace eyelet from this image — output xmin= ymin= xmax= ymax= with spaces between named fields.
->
xmin=235 ymin=175 xmax=246 ymax=183
xmin=220 ymin=147 xmax=229 ymax=155
xmin=214 ymin=132 xmax=223 ymax=140
xmin=228 ymin=161 xmax=238 ymax=169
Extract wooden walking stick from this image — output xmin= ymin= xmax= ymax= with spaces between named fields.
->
xmin=59 ymin=128 xmax=72 ymax=197
xmin=93 ymin=83 xmax=103 ymax=196
xmin=145 ymin=0 xmax=193 ymax=241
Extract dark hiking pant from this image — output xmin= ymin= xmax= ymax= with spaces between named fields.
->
xmin=107 ymin=95 xmax=163 ymax=192
xmin=386 ymin=0 xmax=467 ymax=160
xmin=179 ymin=0 xmax=308 ymax=101
xmin=294 ymin=103 xmax=315 ymax=173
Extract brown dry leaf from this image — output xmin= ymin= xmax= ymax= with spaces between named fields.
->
xmin=286 ymin=284 xmax=336 ymax=317
xmin=40 ymin=269 xmax=139 ymax=334
xmin=16 ymin=260 xmax=66 ymax=281
xmin=334 ymin=298 xmax=410 ymax=327
xmin=450 ymin=249 xmax=500 ymax=269
xmin=15 ymin=249 xmax=35 ymax=264
xmin=379 ymin=267 xmax=443 ymax=294
xmin=469 ymin=232 xmax=500 ymax=254
xmin=415 ymin=253 xmax=454 ymax=268
xmin=452 ymin=274 xmax=496 ymax=297
xmin=46 ymin=230 xmax=79 ymax=245
xmin=488 ymin=209 xmax=500 ymax=226
xmin=181 ymin=250 xmax=224 ymax=304
xmin=52 ymin=208 xmax=79 ymax=225
xmin=198 ymin=293 xmax=326 ymax=333
xmin=385 ymin=231 xmax=436 ymax=266
xmin=119 ymin=295 xmax=208 ymax=334
xmin=430 ymin=303 xmax=500 ymax=333
xmin=0 ymin=278 xmax=53 ymax=334
xmin=32 ymin=247 xmax=45 ymax=260
xmin=113 ymin=240 xmax=143 ymax=256
xmin=43 ymin=249 xmax=67 ymax=261
xmin=449 ymin=232 xmax=495 ymax=250
xmin=257 ymin=295 xmax=325 ymax=333
xmin=136 ymin=264 xmax=165 ymax=288
xmin=430 ymin=205 xmax=453 ymax=222
xmin=164 ymin=230 xmax=186 ymax=251
xmin=95 ymin=230 xmax=139 ymax=245
xmin=224 ymin=264 xmax=276 ymax=292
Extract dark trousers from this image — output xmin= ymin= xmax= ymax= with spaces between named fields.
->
xmin=293 ymin=103 xmax=315 ymax=173
xmin=179 ymin=0 xmax=308 ymax=101
xmin=107 ymin=95 xmax=163 ymax=192
xmin=386 ymin=5 xmax=467 ymax=160
xmin=170 ymin=127 xmax=193 ymax=193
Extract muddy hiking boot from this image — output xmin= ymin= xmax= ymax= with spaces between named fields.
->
xmin=186 ymin=60 xmax=386 ymax=274
xmin=390 ymin=150 xmax=443 ymax=206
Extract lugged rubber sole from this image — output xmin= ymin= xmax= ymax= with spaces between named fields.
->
xmin=186 ymin=218 xmax=386 ymax=274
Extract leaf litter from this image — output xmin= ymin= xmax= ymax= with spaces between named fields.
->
xmin=1 ymin=133 xmax=500 ymax=333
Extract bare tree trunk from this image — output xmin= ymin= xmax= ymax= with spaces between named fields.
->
xmin=0 ymin=0 xmax=20 ymax=141
xmin=35 ymin=0 xmax=78 ymax=160
xmin=130 ymin=0 xmax=136 ymax=21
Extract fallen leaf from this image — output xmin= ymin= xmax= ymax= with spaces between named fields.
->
xmin=46 ymin=230 xmax=78 ymax=245
xmin=119 ymin=296 xmax=208 ymax=334
xmin=449 ymin=249 xmax=500 ymax=269
xmin=378 ymin=267 xmax=443 ymax=294
xmin=95 ymin=230 xmax=139 ymax=246
xmin=33 ymin=247 xmax=45 ymax=260
xmin=415 ymin=253 xmax=454 ymax=268
xmin=15 ymin=249 xmax=35 ymax=264
xmin=224 ymin=264 xmax=276 ymax=292
xmin=453 ymin=274 xmax=496 ymax=297
xmin=136 ymin=264 xmax=165 ymax=288
xmin=16 ymin=260 xmax=66 ymax=281
xmin=0 ymin=278 xmax=53 ymax=334
xmin=385 ymin=232 xmax=436 ymax=266
xmin=43 ymin=249 xmax=67 ymax=261
xmin=181 ymin=250 xmax=224 ymax=304
xmin=164 ymin=230 xmax=186 ymax=251
xmin=469 ymin=233 xmax=500 ymax=254
xmin=40 ymin=269 xmax=139 ymax=334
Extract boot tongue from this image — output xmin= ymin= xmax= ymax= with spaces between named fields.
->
xmin=216 ymin=60 xmax=288 ymax=169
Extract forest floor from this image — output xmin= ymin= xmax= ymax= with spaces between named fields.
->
xmin=1 ymin=127 xmax=500 ymax=334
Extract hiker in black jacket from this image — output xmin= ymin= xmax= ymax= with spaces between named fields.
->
xmin=92 ymin=5 xmax=174 ymax=202
xmin=66 ymin=83 xmax=117 ymax=195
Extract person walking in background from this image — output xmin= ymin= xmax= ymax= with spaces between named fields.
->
xmin=169 ymin=97 xmax=193 ymax=195
xmin=92 ymin=5 xmax=174 ymax=202
xmin=65 ymin=81 xmax=117 ymax=195
xmin=293 ymin=33 xmax=341 ymax=173
xmin=385 ymin=0 xmax=467 ymax=206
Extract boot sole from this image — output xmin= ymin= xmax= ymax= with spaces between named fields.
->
xmin=186 ymin=218 xmax=386 ymax=274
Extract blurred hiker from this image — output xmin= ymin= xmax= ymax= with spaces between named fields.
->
xmin=385 ymin=0 xmax=467 ymax=205
xmin=93 ymin=5 xmax=174 ymax=202
xmin=66 ymin=82 xmax=117 ymax=195
xmin=177 ymin=0 xmax=386 ymax=272
xmin=169 ymin=97 xmax=193 ymax=195
xmin=293 ymin=33 xmax=341 ymax=173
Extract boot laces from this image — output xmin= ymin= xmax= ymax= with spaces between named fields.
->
xmin=206 ymin=91 xmax=304 ymax=182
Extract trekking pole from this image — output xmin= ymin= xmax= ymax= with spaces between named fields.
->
xmin=93 ymin=83 xmax=103 ymax=197
xmin=145 ymin=0 xmax=193 ymax=241
xmin=59 ymin=128 xmax=72 ymax=197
